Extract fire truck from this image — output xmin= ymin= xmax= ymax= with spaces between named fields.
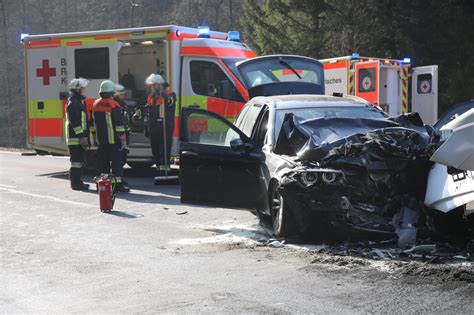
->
xmin=320 ymin=54 xmax=438 ymax=124
xmin=21 ymin=25 xmax=256 ymax=167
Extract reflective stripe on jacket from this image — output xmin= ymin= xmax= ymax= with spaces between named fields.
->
xmin=90 ymin=97 xmax=125 ymax=145
xmin=65 ymin=92 xmax=88 ymax=146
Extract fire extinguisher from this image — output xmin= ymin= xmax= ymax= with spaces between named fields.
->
xmin=97 ymin=175 xmax=115 ymax=212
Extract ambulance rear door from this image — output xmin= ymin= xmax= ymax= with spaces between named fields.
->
xmin=411 ymin=65 xmax=438 ymax=125
xmin=355 ymin=61 xmax=379 ymax=107
xmin=66 ymin=42 xmax=121 ymax=101
xmin=25 ymin=39 xmax=67 ymax=154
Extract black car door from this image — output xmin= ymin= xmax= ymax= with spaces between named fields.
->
xmin=179 ymin=107 xmax=264 ymax=209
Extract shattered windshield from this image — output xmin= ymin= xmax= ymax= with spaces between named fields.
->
xmin=235 ymin=56 xmax=324 ymax=89
xmin=274 ymin=105 xmax=386 ymax=140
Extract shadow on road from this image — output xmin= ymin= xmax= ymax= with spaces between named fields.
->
xmin=105 ymin=210 xmax=144 ymax=219
xmin=36 ymin=171 xmax=69 ymax=179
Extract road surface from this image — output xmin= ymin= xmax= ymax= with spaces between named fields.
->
xmin=1 ymin=151 xmax=473 ymax=313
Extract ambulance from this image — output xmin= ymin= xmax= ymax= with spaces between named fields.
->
xmin=320 ymin=54 xmax=439 ymax=124
xmin=21 ymin=25 xmax=256 ymax=168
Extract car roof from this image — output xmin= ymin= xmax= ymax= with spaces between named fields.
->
xmin=251 ymin=94 xmax=372 ymax=110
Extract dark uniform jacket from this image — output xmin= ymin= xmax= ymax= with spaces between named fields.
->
xmin=90 ymin=97 xmax=125 ymax=145
xmin=65 ymin=92 xmax=88 ymax=146
xmin=145 ymin=89 xmax=176 ymax=131
xmin=114 ymin=97 xmax=132 ymax=144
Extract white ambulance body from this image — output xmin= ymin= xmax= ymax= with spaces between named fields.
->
xmin=320 ymin=54 xmax=438 ymax=124
xmin=22 ymin=25 xmax=255 ymax=167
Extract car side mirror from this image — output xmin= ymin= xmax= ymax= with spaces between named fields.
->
xmin=230 ymin=138 xmax=245 ymax=152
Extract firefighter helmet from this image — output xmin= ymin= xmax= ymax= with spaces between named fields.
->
xmin=114 ymin=83 xmax=126 ymax=97
xmin=99 ymin=80 xmax=115 ymax=93
xmin=69 ymin=78 xmax=88 ymax=90
xmin=145 ymin=73 xmax=165 ymax=85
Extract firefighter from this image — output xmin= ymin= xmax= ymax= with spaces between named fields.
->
xmin=144 ymin=74 xmax=176 ymax=176
xmin=65 ymin=78 xmax=89 ymax=191
xmin=90 ymin=80 xmax=130 ymax=193
xmin=114 ymin=83 xmax=131 ymax=190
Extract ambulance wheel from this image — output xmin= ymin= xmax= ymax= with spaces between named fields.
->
xmin=127 ymin=162 xmax=154 ymax=169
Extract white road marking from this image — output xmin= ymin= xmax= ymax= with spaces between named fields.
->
xmin=0 ymin=183 xmax=16 ymax=188
xmin=0 ymin=186 xmax=94 ymax=208
xmin=0 ymin=151 xmax=21 ymax=155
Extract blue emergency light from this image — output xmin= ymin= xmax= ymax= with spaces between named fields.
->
xmin=402 ymin=57 xmax=411 ymax=64
xmin=227 ymin=31 xmax=240 ymax=42
xmin=198 ymin=26 xmax=211 ymax=38
xmin=351 ymin=52 xmax=360 ymax=60
xmin=20 ymin=33 xmax=29 ymax=42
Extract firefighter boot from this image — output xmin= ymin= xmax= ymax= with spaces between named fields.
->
xmin=121 ymin=179 xmax=130 ymax=191
xmin=114 ymin=177 xmax=130 ymax=193
xmin=70 ymin=168 xmax=89 ymax=191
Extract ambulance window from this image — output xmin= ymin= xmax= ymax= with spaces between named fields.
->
xmin=190 ymin=61 xmax=244 ymax=103
xmin=75 ymin=48 xmax=110 ymax=79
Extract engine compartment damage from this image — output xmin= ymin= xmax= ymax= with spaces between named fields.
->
xmin=274 ymin=112 xmax=473 ymax=248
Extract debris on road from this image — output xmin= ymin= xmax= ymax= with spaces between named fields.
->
xmin=268 ymin=240 xmax=285 ymax=248
xmin=176 ymin=211 xmax=189 ymax=215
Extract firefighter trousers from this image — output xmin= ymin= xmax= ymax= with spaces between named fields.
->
xmin=68 ymin=145 xmax=86 ymax=187
xmin=97 ymin=143 xmax=123 ymax=179
xmin=150 ymin=122 xmax=173 ymax=169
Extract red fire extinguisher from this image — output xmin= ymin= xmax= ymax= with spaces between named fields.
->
xmin=97 ymin=175 xmax=115 ymax=212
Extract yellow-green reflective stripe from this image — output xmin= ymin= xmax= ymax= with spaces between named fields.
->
xmin=106 ymin=113 xmax=114 ymax=144
xmin=67 ymin=138 xmax=80 ymax=145
xmin=29 ymin=100 xmax=63 ymax=119
xmin=81 ymin=112 xmax=86 ymax=132
xmin=115 ymin=126 xmax=125 ymax=132
xmin=65 ymin=119 xmax=70 ymax=139
xmin=73 ymin=126 xmax=83 ymax=133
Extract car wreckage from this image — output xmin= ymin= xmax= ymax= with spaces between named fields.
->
xmin=178 ymin=56 xmax=474 ymax=249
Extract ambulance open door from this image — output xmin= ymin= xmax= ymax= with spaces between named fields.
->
xmin=66 ymin=43 xmax=121 ymax=103
xmin=411 ymin=65 xmax=438 ymax=125
xmin=355 ymin=61 xmax=379 ymax=107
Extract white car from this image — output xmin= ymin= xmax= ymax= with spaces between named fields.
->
xmin=425 ymin=101 xmax=474 ymax=230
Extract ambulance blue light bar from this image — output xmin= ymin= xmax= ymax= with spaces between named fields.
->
xmin=402 ymin=57 xmax=411 ymax=64
xmin=20 ymin=33 xmax=29 ymax=42
xmin=351 ymin=52 xmax=360 ymax=60
xmin=198 ymin=26 xmax=211 ymax=38
xmin=227 ymin=31 xmax=240 ymax=42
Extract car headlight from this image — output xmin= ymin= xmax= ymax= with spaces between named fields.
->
xmin=322 ymin=172 xmax=337 ymax=184
xmin=300 ymin=172 xmax=318 ymax=186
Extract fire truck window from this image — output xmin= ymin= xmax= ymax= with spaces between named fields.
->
xmin=75 ymin=48 xmax=110 ymax=79
xmin=190 ymin=61 xmax=244 ymax=102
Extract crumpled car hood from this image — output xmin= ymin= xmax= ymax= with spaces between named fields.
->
xmin=274 ymin=112 xmax=436 ymax=167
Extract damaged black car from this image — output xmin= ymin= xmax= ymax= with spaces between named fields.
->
xmin=179 ymin=95 xmax=473 ymax=247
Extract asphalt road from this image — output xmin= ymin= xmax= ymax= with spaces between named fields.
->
xmin=1 ymin=151 xmax=473 ymax=313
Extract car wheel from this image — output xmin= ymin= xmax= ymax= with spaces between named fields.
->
xmin=269 ymin=183 xmax=297 ymax=238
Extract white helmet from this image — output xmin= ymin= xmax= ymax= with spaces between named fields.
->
xmin=145 ymin=73 xmax=165 ymax=85
xmin=69 ymin=78 xmax=88 ymax=90
xmin=115 ymin=83 xmax=125 ymax=93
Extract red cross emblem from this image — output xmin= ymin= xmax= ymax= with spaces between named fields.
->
xmin=420 ymin=80 xmax=431 ymax=93
xmin=362 ymin=76 xmax=372 ymax=90
xmin=36 ymin=59 xmax=56 ymax=85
